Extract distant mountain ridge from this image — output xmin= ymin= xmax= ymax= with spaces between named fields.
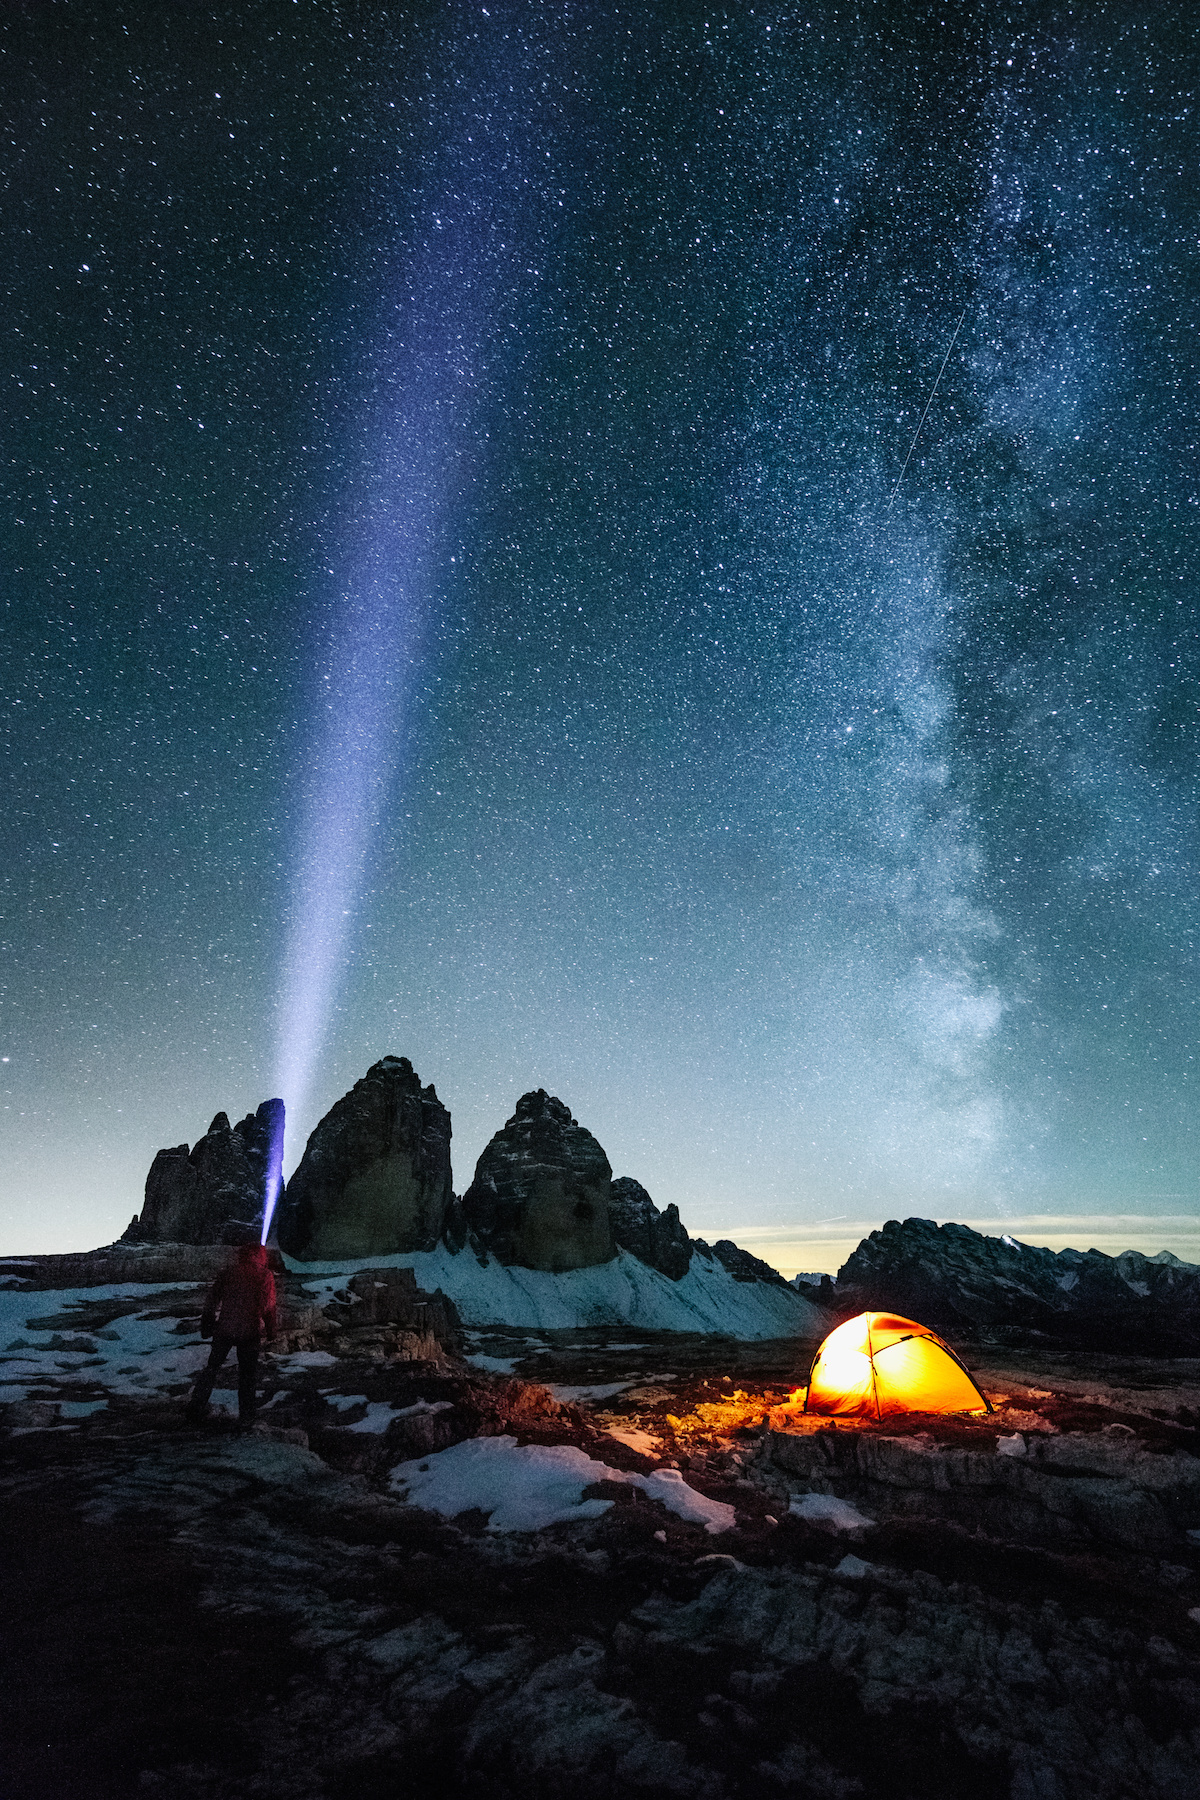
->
xmin=121 ymin=1099 xmax=284 ymax=1246
xmin=834 ymin=1216 xmax=1200 ymax=1353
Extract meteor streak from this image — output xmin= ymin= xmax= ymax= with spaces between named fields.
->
xmin=886 ymin=305 xmax=968 ymax=514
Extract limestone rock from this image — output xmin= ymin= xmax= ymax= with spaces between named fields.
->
xmin=623 ymin=1555 xmax=1200 ymax=1798
xmin=460 ymin=1091 xmax=615 ymax=1272
xmin=608 ymin=1176 xmax=693 ymax=1280
xmin=276 ymin=1056 xmax=452 ymax=1262
xmin=835 ymin=1216 xmax=1200 ymax=1351
xmin=123 ymin=1099 xmax=284 ymax=1245
xmin=767 ymin=1422 xmax=1200 ymax=1555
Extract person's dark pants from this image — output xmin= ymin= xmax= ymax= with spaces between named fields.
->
xmin=188 ymin=1334 xmax=260 ymax=1421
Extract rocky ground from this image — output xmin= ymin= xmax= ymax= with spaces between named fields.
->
xmin=3 ymin=1274 xmax=1200 ymax=1800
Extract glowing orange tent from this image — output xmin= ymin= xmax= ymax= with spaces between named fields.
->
xmin=804 ymin=1312 xmax=990 ymax=1419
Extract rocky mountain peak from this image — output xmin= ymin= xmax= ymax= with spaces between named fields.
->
xmin=835 ymin=1215 xmax=1200 ymax=1351
xmin=692 ymin=1238 xmax=793 ymax=1289
xmin=460 ymin=1090 xmax=614 ymax=1273
xmin=123 ymin=1097 xmax=285 ymax=1245
xmin=512 ymin=1089 xmax=572 ymax=1125
xmin=275 ymin=1056 xmax=452 ymax=1261
xmin=608 ymin=1176 xmax=693 ymax=1281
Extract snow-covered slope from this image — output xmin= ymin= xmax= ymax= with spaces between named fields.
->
xmin=0 ymin=1281 xmax=205 ymax=1409
xmin=282 ymin=1242 xmax=825 ymax=1339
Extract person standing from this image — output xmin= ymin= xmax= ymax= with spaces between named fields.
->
xmin=186 ymin=1241 xmax=278 ymax=1426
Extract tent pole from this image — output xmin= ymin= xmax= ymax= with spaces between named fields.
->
xmin=938 ymin=1339 xmax=992 ymax=1412
xmin=867 ymin=1313 xmax=883 ymax=1420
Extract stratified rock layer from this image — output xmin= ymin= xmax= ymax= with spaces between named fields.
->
xmin=460 ymin=1090 xmax=615 ymax=1272
xmin=123 ymin=1099 xmax=284 ymax=1245
xmin=768 ymin=1418 xmax=1200 ymax=1554
xmin=608 ymin=1177 xmax=693 ymax=1280
xmin=836 ymin=1215 xmax=1200 ymax=1351
xmin=276 ymin=1057 xmax=452 ymax=1261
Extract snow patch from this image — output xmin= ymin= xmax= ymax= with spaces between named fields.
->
xmin=788 ymin=1493 xmax=875 ymax=1533
xmin=321 ymin=1393 xmax=454 ymax=1432
xmin=602 ymin=1425 xmax=661 ymax=1456
xmin=0 ymin=1283 xmax=206 ymax=1401
xmin=391 ymin=1435 xmax=737 ymax=1534
xmin=834 ymin=1554 xmax=874 ymax=1579
xmin=392 ymin=1437 xmax=616 ymax=1531
xmin=347 ymin=1402 xmax=409 ymax=1435
xmin=639 ymin=1467 xmax=736 ymax=1533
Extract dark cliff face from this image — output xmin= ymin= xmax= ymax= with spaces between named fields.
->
xmin=276 ymin=1057 xmax=452 ymax=1261
xmin=608 ymin=1176 xmax=693 ymax=1281
xmin=460 ymin=1090 xmax=615 ymax=1273
xmin=835 ymin=1216 xmax=1200 ymax=1352
xmin=124 ymin=1099 xmax=284 ymax=1245
xmin=693 ymin=1238 xmax=793 ymax=1290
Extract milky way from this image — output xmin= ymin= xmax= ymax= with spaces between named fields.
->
xmin=4 ymin=3 xmax=1197 ymax=1256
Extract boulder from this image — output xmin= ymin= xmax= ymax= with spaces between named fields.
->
xmin=608 ymin=1177 xmax=693 ymax=1280
xmin=276 ymin=1056 xmax=452 ymax=1262
xmin=460 ymin=1090 xmax=615 ymax=1272
xmin=835 ymin=1216 xmax=1200 ymax=1352
xmin=123 ymin=1099 xmax=284 ymax=1245
xmin=278 ymin=1265 xmax=463 ymax=1364
xmin=320 ymin=1268 xmax=461 ymax=1340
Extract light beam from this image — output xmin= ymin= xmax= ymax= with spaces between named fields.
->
xmin=269 ymin=10 xmax=563 ymax=1181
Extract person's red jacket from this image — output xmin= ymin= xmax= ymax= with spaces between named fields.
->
xmin=200 ymin=1246 xmax=277 ymax=1342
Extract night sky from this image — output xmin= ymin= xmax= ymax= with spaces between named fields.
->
xmin=5 ymin=2 xmax=1198 ymax=1263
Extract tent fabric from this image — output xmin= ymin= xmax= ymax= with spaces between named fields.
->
xmin=804 ymin=1312 xmax=990 ymax=1419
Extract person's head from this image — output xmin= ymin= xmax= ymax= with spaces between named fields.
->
xmin=236 ymin=1240 xmax=268 ymax=1268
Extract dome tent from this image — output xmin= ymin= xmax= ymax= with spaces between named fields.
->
xmin=804 ymin=1311 xmax=990 ymax=1419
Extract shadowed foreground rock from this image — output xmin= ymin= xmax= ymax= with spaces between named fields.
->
xmin=4 ymin=1306 xmax=1199 ymax=1800
xmin=835 ymin=1216 xmax=1200 ymax=1352
xmin=123 ymin=1099 xmax=284 ymax=1245
xmin=280 ymin=1266 xmax=463 ymax=1369
xmin=276 ymin=1057 xmax=452 ymax=1261
xmin=460 ymin=1090 xmax=615 ymax=1272
xmin=608 ymin=1176 xmax=693 ymax=1280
